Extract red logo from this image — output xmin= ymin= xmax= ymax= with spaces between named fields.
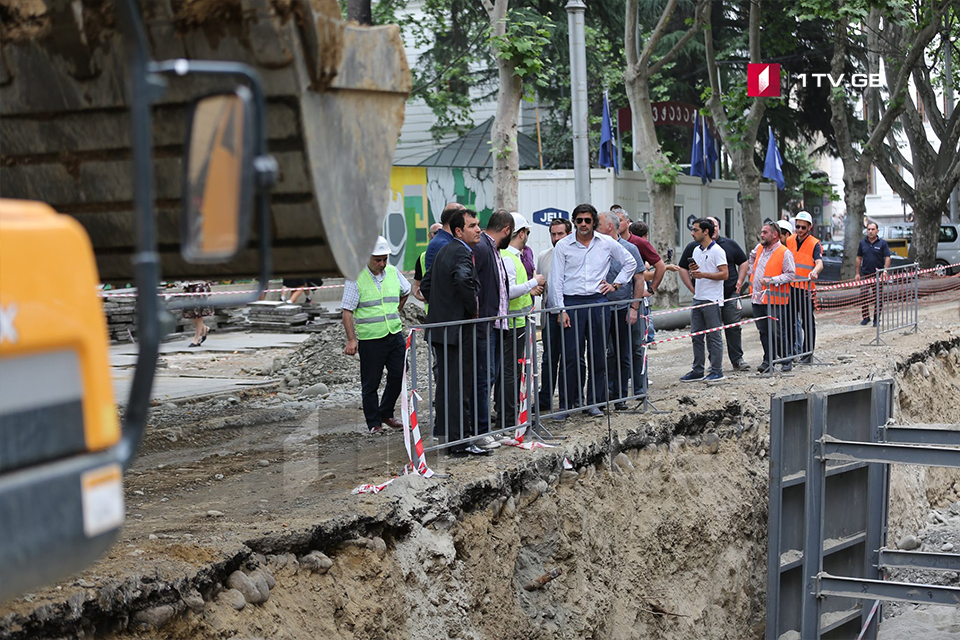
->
xmin=748 ymin=63 xmax=781 ymax=97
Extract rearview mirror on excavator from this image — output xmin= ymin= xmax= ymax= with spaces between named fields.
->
xmin=181 ymin=88 xmax=255 ymax=263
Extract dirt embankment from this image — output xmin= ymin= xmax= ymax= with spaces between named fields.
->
xmin=1 ymin=316 xmax=959 ymax=639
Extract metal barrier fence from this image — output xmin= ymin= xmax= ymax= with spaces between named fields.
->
xmin=869 ymin=263 xmax=919 ymax=345
xmin=408 ymin=296 xmax=652 ymax=455
xmin=760 ymin=277 xmax=816 ymax=375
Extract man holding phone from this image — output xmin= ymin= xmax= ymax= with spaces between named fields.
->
xmin=680 ymin=218 xmax=728 ymax=382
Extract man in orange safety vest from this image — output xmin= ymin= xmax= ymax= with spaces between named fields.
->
xmin=748 ymin=222 xmax=797 ymax=373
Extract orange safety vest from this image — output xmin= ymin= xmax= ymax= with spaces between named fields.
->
xmin=786 ymin=235 xmax=820 ymax=291
xmin=751 ymin=244 xmax=790 ymax=305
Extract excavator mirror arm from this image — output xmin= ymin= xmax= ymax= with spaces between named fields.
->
xmin=148 ymin=60 xmax=275 ymax=312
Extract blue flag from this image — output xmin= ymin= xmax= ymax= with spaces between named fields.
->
xmin=704 ymin=117 xmax=718 ymax=181
xmin=763 ymin=125 xmax=785 ymax=190
xmin=599 ymin=91 xmax=619 ymax=175
xmin=691 ymin=114 xmax=717 ymax=184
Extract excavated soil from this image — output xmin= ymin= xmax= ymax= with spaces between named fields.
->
xmin=1 ymin=300 xmax=959 ymax=639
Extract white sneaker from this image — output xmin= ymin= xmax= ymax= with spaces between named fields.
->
xmin=476 ymin=435 xmax=501 ymax=449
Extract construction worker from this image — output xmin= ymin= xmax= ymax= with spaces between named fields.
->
xmin=785 ymin=211 xmax=823 ymax=362
xmin=341 ymin=236 xmax=411 ymax=434
xmin=748 ymin=222 xmax=796 ymax=373
xmin=494 ymin=212 xmax=545 ymax=430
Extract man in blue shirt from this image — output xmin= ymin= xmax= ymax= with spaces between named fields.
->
xmin=855 ymin=222 xmax=892 ymax=326
xmin=598 ymin=211 xmax=645 ymax=409
xmin=423 ymin=202 xmax=466 ymax=273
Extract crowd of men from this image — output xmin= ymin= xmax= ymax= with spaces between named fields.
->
xmin=341 ymin=202 xmax=835 ymax=456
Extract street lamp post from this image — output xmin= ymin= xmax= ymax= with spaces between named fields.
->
xmin=566 ymin=0 xmax=591 ymax=206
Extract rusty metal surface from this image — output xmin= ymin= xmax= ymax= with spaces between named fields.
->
xmin=0 ymin=0 xmax=410 ymax=283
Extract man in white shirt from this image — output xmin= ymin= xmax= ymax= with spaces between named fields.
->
xmin=536 ymin=217 xmax=572 ymax=413
xmin=549 ymin=204 xmax=636 ymax=418
xmin=341 ymin=236 xmax=411 ymax=433
xmin=680 ymin=218 xmax=728 ymax=382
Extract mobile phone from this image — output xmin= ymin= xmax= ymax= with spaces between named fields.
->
xmin=688 ymin=258 xmax=698 ymax=268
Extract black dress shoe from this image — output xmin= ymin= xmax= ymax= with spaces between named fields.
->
xmin=452 ymin=444 xmax=492 ymax=456
xmin=757 ymin=362 xmax=771 ymax=373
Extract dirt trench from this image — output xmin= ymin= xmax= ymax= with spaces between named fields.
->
xmin=2 ymin=321 xmax=959 ymax=639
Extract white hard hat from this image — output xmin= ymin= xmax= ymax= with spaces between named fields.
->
xmin=511 ymin=212 xmax=530 ymax=233
xmin=795 ymin=211 xmax=813 ymax=224
xmin=372 ymin=236 xmax=391 ymax=256
xmin=776 ymin=219 xmax=794 ymax=234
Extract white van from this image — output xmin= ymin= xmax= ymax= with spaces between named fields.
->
xmin=881 ymin=222 xmax=960 ymax=274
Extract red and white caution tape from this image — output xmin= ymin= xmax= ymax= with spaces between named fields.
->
xmin=351 ymin=478 xmax=395 ymax=495
xmin=352 ymin=330 xmax=433 ymax=495
xmin=400 ymin=329 xmax=433 ymax=478
xmin=646 ymin=315 xmax=773 ymax=348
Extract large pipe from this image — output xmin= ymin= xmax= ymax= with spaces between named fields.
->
xmin=566 ymin=0 xmax=591 ymax=205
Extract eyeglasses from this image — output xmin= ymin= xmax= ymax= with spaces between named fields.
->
xmin=796 ymin=224 xmax=810 ymax=230
xmin=574 ymin=217 xmax=593 ymax=224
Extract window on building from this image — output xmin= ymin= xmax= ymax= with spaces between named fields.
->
xmin=724 ymin=208 xmax=734 ymax=238
xmin=674 ymin=205 xmax=684 ymax=247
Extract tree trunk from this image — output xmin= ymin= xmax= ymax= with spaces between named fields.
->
xmin=491 ymin=66 xmax=521 ymax=212
xmin=841 ymin=176 xmax=868 ymax=280
xmin=626 ymin=67 xmax=679 ymax=306
xmin=910 ymin=201 xmax=941 ymax=269
xmin=487 ymin=0 xmax=520 ymax=213
xmin=623 ymin=0 xmax=707 ymax=308
xmin=347 ymin=0 xmax=372 ymax=25
xmin=734 ymin=148 xmax=764 ymax=244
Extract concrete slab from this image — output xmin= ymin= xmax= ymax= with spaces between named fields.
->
xmin=112 ymin=372 xmax=278 ymax=405
xmin=109 ymin=331 xmax=312 ymax=362
xmin=110 ymin=331 xmax=308 ymax=405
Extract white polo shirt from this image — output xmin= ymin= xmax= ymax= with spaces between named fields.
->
xmin=693 ymin=240 xmax=727 ymax=302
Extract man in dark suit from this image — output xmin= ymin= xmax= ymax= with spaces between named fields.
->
xmin=472 ymin=209 xmax=513 ymax=447
xmin=420 ymin=209 xmax=489 ymax=456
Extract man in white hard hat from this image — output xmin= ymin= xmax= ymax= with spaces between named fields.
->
xmin=341 ymin=236 xmax=411 ymax=434
xmin=492 ymin=212 xmax=546 ymax=430
xmin=785 ymin=211 xmax=823 ymax=363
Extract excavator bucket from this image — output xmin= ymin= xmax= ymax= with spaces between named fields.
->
xmin=0 ymin=0 xmax=411 ymax=281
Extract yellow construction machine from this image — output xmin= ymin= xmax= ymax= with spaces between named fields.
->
xmin=0 ymin=0 xmax=409 ymax=601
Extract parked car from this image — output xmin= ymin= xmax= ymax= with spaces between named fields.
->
xmin=819 ymin=240 xmax=912 ymax=282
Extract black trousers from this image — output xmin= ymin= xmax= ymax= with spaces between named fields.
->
xmin=720 ymin=296 xmax=744 ymax=365
xmin=605 ymin=308 xmax=633 ymax=401
xmin=790 ymin=287 xmax=816 ymax=356
xmin=432 ymin=327 xmax=475 ymax=449
xmin=358 ymin=331 xmax=406 ymax=429
xmin=755 ymin=302 xmax=790 ymax=365
xmin=493 ymin=326 xmax=525 ymax=429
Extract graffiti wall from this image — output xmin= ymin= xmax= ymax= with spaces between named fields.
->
xmin=384 ymin=167 xmax=494 ymax=270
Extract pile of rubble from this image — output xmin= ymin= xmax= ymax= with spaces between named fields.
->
xmin=267 ymin=304 xmax=428 ymax=390
xmin=101 ymin=295 xmax=139 ymax=342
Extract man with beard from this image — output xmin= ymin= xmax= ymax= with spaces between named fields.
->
xmin=420 ymin=209 xmax=488 ymax=456
xmin=747 ymin=222 xmax=796 ymax=373
xmin=472 ymin=209 xmax=514 ymax=448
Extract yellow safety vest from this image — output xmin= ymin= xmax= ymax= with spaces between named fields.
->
xmin=501 ymin=249 xmax=532 ymax=329
xmin=355 ymin=266 xmax=402 ymax=340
